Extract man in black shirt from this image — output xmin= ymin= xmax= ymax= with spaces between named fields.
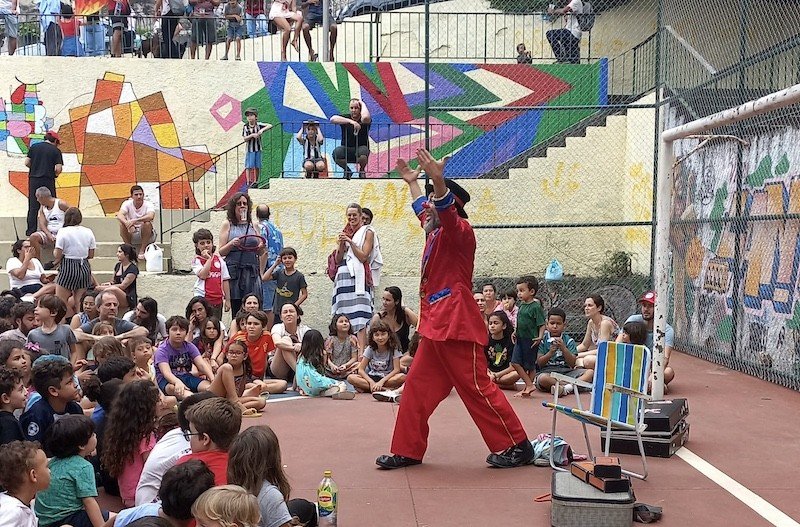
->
xmin=25 ymin=132 xmax=63 ymax=236
xmin=331 ymin=99 xmax=371 ymax=179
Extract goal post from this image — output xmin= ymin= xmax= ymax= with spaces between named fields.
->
xmin=652 ymin=83 xmax=800 ymax=399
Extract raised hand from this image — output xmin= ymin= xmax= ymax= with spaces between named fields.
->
xmin=416 ymin=148 xmax=447 ymax=182
xmin=395 ymin=158 xmax=420 ymax=183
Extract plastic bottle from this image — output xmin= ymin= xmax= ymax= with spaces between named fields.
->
xmin=317 ymin=470 xmax=338 ymax=527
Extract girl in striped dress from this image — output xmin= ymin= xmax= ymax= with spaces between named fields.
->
xmin=53 ymin=207 xmax=96 ymax=318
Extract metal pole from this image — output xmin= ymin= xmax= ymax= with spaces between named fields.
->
xmin=322 ymin=0 xmax=330 ymax=62
xmin=649 ymin=0 xmax=663 ymax=283
xmin=652 ymin=131 xmax=673 ymax=401
xmin=424 ymin=0 xmax=430 ymax=187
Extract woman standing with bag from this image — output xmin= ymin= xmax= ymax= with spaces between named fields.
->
xmin=219 ymin=193 xmax=265 ymax=315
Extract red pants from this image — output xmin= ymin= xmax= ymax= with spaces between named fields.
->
xmin=390 ymin=337 xmax=528 ymax=460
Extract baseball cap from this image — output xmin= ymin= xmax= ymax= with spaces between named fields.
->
xmin=44 ymin=131 xmax=61 ymax=144
xmin=639 ymin=291 xmax=656 ymax=305
xmin=244 ymin=107 xmax=258 ymax=117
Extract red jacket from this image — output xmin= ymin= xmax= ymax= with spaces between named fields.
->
xmin=413 ymin=194 xmax=488 ymax=346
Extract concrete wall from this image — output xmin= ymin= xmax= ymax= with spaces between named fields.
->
xmin=167 ymin=96 xmax=655 ymax=325
xmin=0 ymin=57 xmax=608 ymax=217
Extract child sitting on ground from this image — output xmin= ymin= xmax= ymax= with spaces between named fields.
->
xmin=108 ymin=459 xmax=216 ymax=527
xmin=534 ymin=308 xmax=593 ymax=396
xmin=512 ymin=275 xmax=546 ymax=397
xmin=34 ymin=415 xmax=112 ymax=527
xmin=373 ymin=332 xmax=419 ymax=403
xmin=224 ymin=311 xmax=276 ymax=382
xmin=27 ymin=295 xmax=77 ymax=360
xmin=134 ymin=392 xmax=216 ymax=506
xmin=191 ymin=229 xmax=231 ymax=319
xmin=486 ymin=311 xmax=519 ymax=390
xmin=619 ymin=320 xmax=648 ymax=346
xmin=228 ymin=425 xmax=294 ymax=527
xmin=155 ymin=316 xmax=215 ymax=400
xmin=0 ymin=341 xmax=32 ymax=395
xmin=296 ymin=329 xmax=352 ymax=398
xmin=347 ymin=321 xmax=405 ymax=393
xmin=191 ymin=485 xmax=260 ymax=527
xmin=193 ymin=317 xmax=224 ymax=373
xmin=324 ymin=314 xmax=359 ymax=379
xmin=206 ymin=339 xmax=271 ymax=413
xmin=126 ymin=336 xmax=156 ymax=381
xmin=0 ymin=367 xmax=26 ymax=444
xmin=20 ymin=358 xmax=83 ymax=449
xmin=102 ymin=380 xmax=161 ymax=507
xmin=177 ymin=396 xmax=242 ymax=485
xmin=500 ymin=289 xmax=519 ymax=328
xmin=0 ymin=441 xmax=51 ymax=527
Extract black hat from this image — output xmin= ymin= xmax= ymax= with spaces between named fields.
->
xmin=425 ymin=179 xmax=471 ymax=219
xmin=287 ymin=498 xmax=318 ymax=527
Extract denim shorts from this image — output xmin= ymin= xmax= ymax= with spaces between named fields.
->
xmin=227 ymin=24 xmax=243 ymax=39
xmin=262 ymin=279 xmax=277 ymax=310
xmin=510 ymin=337 xmax=538 ymax=371
xmin=157 ymin=372 xmax=205 ymax=394
xmin=246 ymin=150 xmax=262 ymax=169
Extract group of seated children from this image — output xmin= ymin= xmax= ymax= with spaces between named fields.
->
xmin=0 ymin=361 xmax=318 ymax=527
xmin=482 ymin=275 xmax=651 ymax=398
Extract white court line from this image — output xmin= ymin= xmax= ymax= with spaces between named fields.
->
xmin=676 ymin=448 xmax=800 ymax=527
xmin=265 ymin=395 xmax=305 ymax=403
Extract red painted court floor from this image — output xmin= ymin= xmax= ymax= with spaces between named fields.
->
xmin=102 ymin=351 xmax=800 ymax=526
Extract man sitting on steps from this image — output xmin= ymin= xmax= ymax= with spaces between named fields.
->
xmin=29 ymin=187 xmax=69 ymax=263
xmin=116 ymin=185 xmax=156 ymax=261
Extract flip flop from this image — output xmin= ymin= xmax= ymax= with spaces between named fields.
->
xmin=241 ymin=408 xmax=263 ymax=418
xmin=259 ymin=391 xmax=271 ymax=400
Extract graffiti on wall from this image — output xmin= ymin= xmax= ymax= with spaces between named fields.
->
xmin=225 ymin=61 xmax=607 ymax=183
xmin=669 ymin=123 xmax=800 ymax=376
xmin=8 ymin=72 xmax=216 ymax=214
xmin=0 ymin=80 xmax=53 ymax=155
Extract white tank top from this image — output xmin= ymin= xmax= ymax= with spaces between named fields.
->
xmin=43 ymin=198 xmax=65 ymax=235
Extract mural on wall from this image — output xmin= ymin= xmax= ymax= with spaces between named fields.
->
xmin=223 ymin=61 xmax=608 ymax=184
xmin=8 ymin=72 xmax=216 ymax=214
xmin=0 ymin=79 xmax=52 ymax=155
xmin=668 ymin=117 xmax=800 ymax=378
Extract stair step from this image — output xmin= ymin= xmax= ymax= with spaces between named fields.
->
xmin=0 ymin=270 xmax=169 ymax=293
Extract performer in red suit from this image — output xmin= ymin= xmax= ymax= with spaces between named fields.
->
xmin=376 ymin=149 xmax=533 ymax=469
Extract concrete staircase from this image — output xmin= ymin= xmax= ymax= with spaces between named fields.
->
xmin=0 ymin=216 xmax=173 ymax=292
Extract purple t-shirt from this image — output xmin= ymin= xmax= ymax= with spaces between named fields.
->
xmin=154 ymin=340 xmax=201 ymax=383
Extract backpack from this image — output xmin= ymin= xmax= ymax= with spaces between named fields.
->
xmin=531 ymin=433 xmax=574 ymax=466
xmin=576 ymin=1 xmax=595 ymax=32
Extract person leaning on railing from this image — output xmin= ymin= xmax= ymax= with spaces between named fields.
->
xmin=0 ymin=0 xmax=19 ymax=55
xmin=156 ymin=0 xmax=189 ymax=58
xmin=546 ymin=0 xmax=583 ymax=64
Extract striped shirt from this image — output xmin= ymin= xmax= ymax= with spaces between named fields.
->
xmin=243 ymin=124 xmax=266 ymax=152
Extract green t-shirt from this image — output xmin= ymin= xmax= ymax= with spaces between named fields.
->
xmin=34 ymin=455 xmax=98 ymax=525
xmin=516 ymin=300 xmax=546 ymax=339
xmin=537 ymin=331 xmax=579 ymax=370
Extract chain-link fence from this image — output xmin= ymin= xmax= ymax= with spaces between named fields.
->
xmin=410 ymin=0 xmax=660 ymax=341
xmin=657 ymin=0 xmax=800 ymax=390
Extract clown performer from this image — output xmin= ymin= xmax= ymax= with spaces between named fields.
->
xmin=375 ymin=149 xmax=533 ymax=470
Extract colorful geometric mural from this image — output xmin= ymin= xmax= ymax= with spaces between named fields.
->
xmin=226 ymin=61 xmax=608 ymax=182
xmin=0 ymin=80 xmax=53 ymax=155
xmin=9 ymin=72 xmax=215 ymax=214
xmin=668 ymin=121 xmax=800 ymax=377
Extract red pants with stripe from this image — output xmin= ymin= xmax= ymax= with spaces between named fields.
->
xmin=390 ymin=337 xmax=528 ymax=460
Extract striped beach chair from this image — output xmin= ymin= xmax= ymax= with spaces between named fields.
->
xmin=542 ymin=341 xmax=652 ymax=480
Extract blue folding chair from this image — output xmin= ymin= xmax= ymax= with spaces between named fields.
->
xmin=542 ymin=341 xmax=652 ymax=480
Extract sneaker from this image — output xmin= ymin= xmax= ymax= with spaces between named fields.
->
xmin=563 ymin=383 xmax=574 ymax=395
xmin=320 ymin=386 xmax=341 ymax=397
xmin=221 ymin=55 xmax=228 ymax=60
xmin=486 ymin=439 xmax=535 ymax=468
xmin=372 ymin=390 xmax=399 ymax=403
xmin=235 ymin=55 xmax=241 ymax=60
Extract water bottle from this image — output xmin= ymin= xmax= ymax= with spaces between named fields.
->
xmin=317 ymin=470 xmax=338 ymax=526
